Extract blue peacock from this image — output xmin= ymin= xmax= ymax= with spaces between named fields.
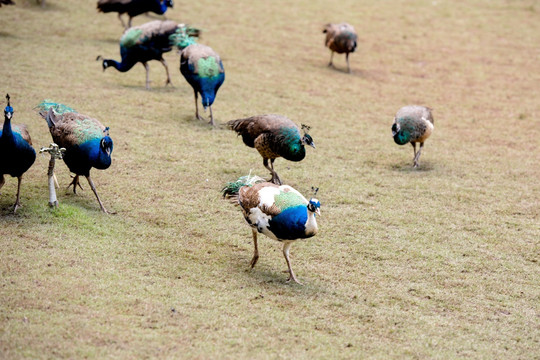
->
xmin=226 ymin=115 xmax=315 ymax=185
xmin=392 ymin=105 xmax=434 ymax=168
xmin=323 ymin=23 xmax=358 ymax=73
xmin=223 ymin=175 xmax=321 ymax=284
xmin=36 ymin=101 xmax=113 ymax=213
xmin=170 ymin=26 xmax=225 ymax=126
xmin=0 ymin=94 xmax=36 ymax=213
xmin=97 ymin=0 xmax=174 ymax=29
xmin=98 ymin=20 xmax=199 ymax=90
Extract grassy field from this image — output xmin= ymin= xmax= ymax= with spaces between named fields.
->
xmin=1 ymin=0 xmax=539 ymax=358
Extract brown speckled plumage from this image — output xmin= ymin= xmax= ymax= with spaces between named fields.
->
xmin=227 ymin=115 xmax=315 ymax=185
xmin=392 ymin=105 xmax=434 ymax=168
xmin=323 ymin=23 xmax=357 ymax=73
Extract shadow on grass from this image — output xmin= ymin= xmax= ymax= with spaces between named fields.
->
xmin=389 ymin=161 xmax=436 ymax=172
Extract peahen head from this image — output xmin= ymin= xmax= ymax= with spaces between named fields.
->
xmin=4 ymin=93 xmax=13 ymax=121
xmin=392 ymin=120 xmax=411 ymax=145
xmin=301 ymin=124 xmax=315 ymax=148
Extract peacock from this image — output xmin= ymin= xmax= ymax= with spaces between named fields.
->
xmin=97 ymin=0 xmax=173 ymax=29
xmin=0 ymin=94 xmax=36 ymax=213
xmin=226 ymin=115 xmax=315 ymax=185
xmin=392 ymin=105 xmax=434 ymax=168
xmin=36 ymin=101 xmax=114 ymax=213
xmin=323 ymin=23 xmax=357 ymax=73
xmin=98 ymin=20 xmax=199 ymax=90
xmin=0 ymin=0 xmax=15 ymax=7
xmin=223 ymin=175 xmax=321 ymax=284
xmin=170 ymin=26 xmax=225 ymax=126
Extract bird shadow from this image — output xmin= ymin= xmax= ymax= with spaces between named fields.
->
xmin=389 ymin=161 xmax=436 ymax=172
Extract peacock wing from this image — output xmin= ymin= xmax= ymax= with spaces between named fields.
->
xmin=50 ymin=113 xmax=107 ymax=148
xmin=11 ymin=124 xmax=33 ymax=145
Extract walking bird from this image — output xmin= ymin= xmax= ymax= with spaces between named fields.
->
xmin=223 ymin=175 xmax=321 ymax=284
xmin=37 ymin=101 xmax=114 ymax=213
xmin=0 ymin=94 xmax=36 ymax=213
xmin=170 ymin=26 xmax=225 ymax=125
xmin=226 ymin=115 xmax=315 ymax=185
xmin=0 ymin=0 xmax=15 ymax=7
xmin=392 ymin=105 xmax=434 ymax=168
xmin=323 ymin=23 xmax=357 ymax=73
xmin=98 ymin=20 xmax=198 ymax=90
xmin=97 ymin=0 xmax=173 ymax=29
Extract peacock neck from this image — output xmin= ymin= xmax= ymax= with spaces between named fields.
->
xmin=2 ymin=116 xmax=13 ymax=138
xmin=304 ymin=211 xmax=318 ymax=237
xmin=394 ymin=130 xmax=410 ymax=145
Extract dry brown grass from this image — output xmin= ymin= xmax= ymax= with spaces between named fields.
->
xmin=1 ymin=0 xmax=539 ymax=358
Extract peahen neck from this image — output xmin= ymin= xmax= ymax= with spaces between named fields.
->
xmin=281 ymin=127 xmax=305 ymax=161
xmin=393 ymin=129 xmax=410 ymax=145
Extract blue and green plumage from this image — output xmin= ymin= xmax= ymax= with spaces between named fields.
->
xmin=38 ymin=101 xmax=113 ymax=213
xmin=226 ymin=115 xmax=315 ymax=185
xmin=97 ymin=0 xmax=174 ymax=29
xmin=172 ymin=28 xmax=225 ymax=125
xmin=223 ymin=177 xmax=321 ymax=284
xmin=98 ymin=20 xmax=199 ymax=89
xmin=1 ymin=94 xmax=36 ymax=212
xmin=392 ymin=105 xmax=435 ymax=168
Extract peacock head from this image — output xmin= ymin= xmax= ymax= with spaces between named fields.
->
xmin=307 ymin=198 xmax=321 ymax=217
xmin=164 ymin=0 xmax=173 ymax=8
xmin=392 ymin=119 xmax=411 ymax=145
xmin=100 ymin=128 xmax=113 ymax=156
xmin=301 ymin=124 xmax=315 ymax=148
xmin=96 ymin=56 xmax=113 ymax=72
xmin=4 ymin=94 xmax=13 ymax=120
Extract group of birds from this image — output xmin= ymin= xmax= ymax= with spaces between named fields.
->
xmin=1 ymin=0 xmax=435 ymax=284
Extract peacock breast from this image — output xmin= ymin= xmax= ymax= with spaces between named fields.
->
xmin=268 ymin=206 xmax=309 ymax=240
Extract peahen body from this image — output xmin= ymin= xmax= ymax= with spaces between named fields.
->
xmin=0 ymin=94 xmax=36 ymax=213
xmin=98 ymin=20 xmax=198 ymax=90
xmin=223 ymin=175 xmax=321 ymax=284
xmin=226 ymin=115 xmax=315 ymax=185
xmin=37 ymin=101 xmax=113 ymax=213
xmin=97 ymin=0 xmax=173 ymax=29
xmin=170 ymin=27 xmax=225 ymax=126
xmin=323 ymin=23 xmax=357 ymax=73
xmin=392 ymin=105 xmax=434 ymax=168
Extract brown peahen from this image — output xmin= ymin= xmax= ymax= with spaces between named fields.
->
xmin=226 ymin=115 xmax=315 ymax=185
xmin=323 ymin=23 xmax=357 ymax=73
xmin=392 ymin=105 xmax=434 ymax=168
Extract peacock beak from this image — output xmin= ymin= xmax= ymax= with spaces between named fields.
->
xmin=315 ymin=208 xmax=321 ymax=217
xmin=309 ymin=142 xmax=316 ymax=149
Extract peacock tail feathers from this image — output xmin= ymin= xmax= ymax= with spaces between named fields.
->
xmin=169 ymin=25 xmax=201 ymax=50
xmin=222 ymin=174 xmax=266 ymax=198
xmin=273 ymin=190 xmax=306 ymax=211
xmin=35 ymin=100 xmax=76 ymax=115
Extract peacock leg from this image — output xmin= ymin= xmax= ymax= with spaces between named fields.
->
xmin=13 ymin=176 xmax=23 ymax=213
xmin=328 ymin=51 xmax=334 ymax=67
xmin=67 ymin=175 xmax=83 ymax=194
xmin=346 ymin=52 xmax=351 ymax=73
xmin=117 ymin=14 xmax=126 ymax=29
xmin=208 ymin=106 xmax=215 ymax=126
xmin=194 ymin=91 xmax=206 ymax=121
xmin=270 ymin=159 xmax=282 ymax=185
xmin=143 ymin=62 xmax=150 ymax=90
xmin=250 ymin=229 xmax=259 ymax=268
xmin=413 ymin=143 xmax=424 ymax=168
xmin=85 ymin=175 xmax=110 ymax=214
xmin=411 ymin=142 xmax=418 ymax=167
xmin=283 ymin=241 xmax=301 ymax=285
xmin=127 ymin=16 xmax=133 ymax=29
xmin=160 ymin=58 xmax=172 ymax=86
xmin=263 ymin=158 xmax=278 ymax=184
